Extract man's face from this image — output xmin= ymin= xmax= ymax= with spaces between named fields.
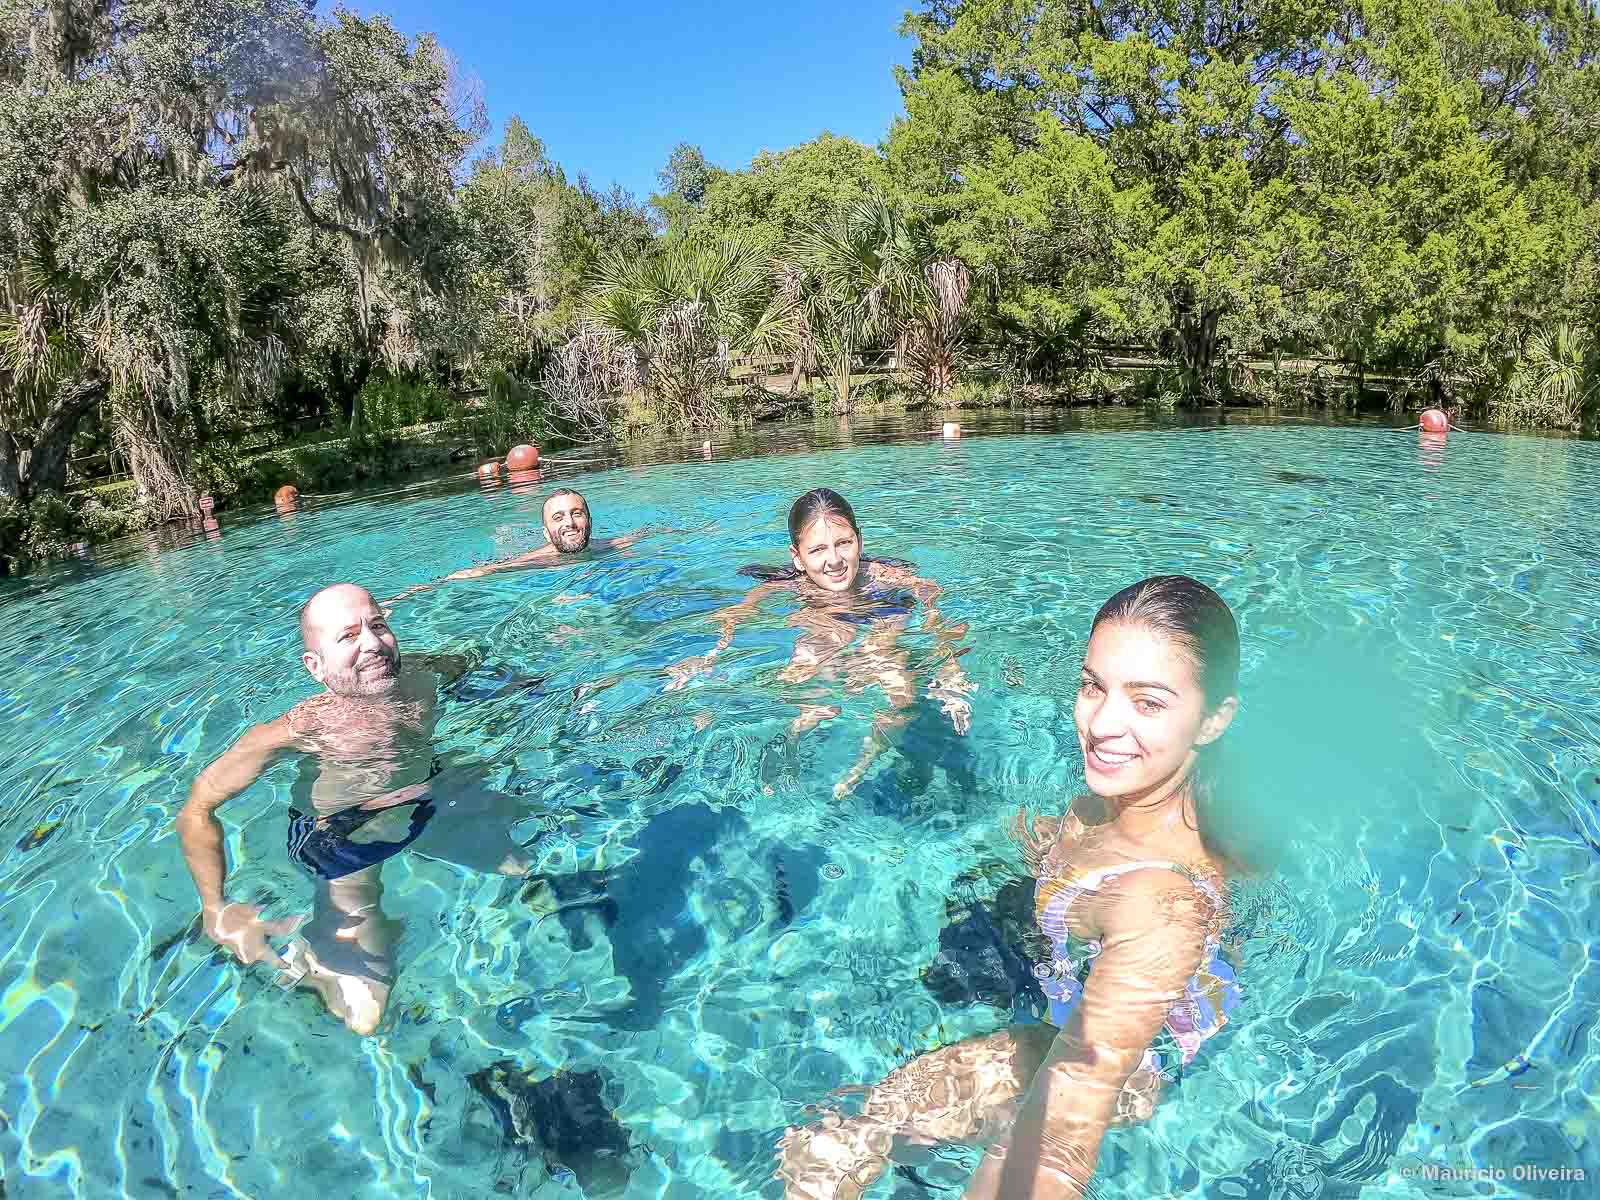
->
xmin=302 ymin=590 xmax=402 ymax=697
xmin=543 ymin=494 xmax=592 ymax=554
xmin=790 ymin=514 xmax=862 ymax=593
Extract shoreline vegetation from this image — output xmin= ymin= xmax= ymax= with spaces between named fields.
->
xmin=5 ymin=1 xmax=1600 ymax=572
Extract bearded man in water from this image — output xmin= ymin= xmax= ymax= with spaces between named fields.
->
xmin=176 ymin=583 xmax=533 ymax=1034
xmin=445 ymin=489 xmax=646 ymax=579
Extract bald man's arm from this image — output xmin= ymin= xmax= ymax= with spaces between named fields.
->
xmin=176 ymin=716 xmax=306 ymax=968
xmin=177 ymin=716 xmax=299 ymax=912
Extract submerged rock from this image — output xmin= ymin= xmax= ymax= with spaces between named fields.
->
xmin=922 ymin=877 xmax=1047 ymax=1017
xmin=466 ymin=1061 xmax=632 ymax=1193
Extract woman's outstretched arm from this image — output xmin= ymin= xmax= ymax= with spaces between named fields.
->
xmin=870 ymin=560 xmax=976 ymax=731
xmin=663 ymin=582 xmax=785 ymax=689
xmin=966 ymin=869 xmax=1214 ymax=1200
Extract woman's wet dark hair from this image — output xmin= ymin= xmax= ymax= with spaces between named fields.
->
xmin=738 ymin=489 xmax=917 ymax=582
xmin=1092 ymin=575 xmax=1261 ymax=871
xmin=1092 ymin=575 xmax=1239 ymax=707
xmin=787 ymin=488 xmax=858 ymax=547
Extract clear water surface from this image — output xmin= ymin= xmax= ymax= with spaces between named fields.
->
xmin=2 ymin=411 xmax=1597 ymax=1198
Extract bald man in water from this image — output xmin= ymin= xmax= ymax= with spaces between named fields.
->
xmin=176 ymin=583 xmax=534 ymax=1035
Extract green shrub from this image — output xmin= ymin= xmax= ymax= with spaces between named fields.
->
xmin=459 ymin=369 xmax=548 ymax=457
xmin=0 ymin=497 xmax=22 ymax=573
xmin=358 ymin=373 xmax=452 ymax=435
xmin=194 ymin=439 xmax=254 ymax=500
xmin=0 ymin=492 xmax=142 ymax=572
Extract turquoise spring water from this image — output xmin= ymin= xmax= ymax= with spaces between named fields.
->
xmin=1 ymin=415 xmax=1597 ymax=1198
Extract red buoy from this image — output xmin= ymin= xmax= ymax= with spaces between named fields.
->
xmin=505 ymin=443 xmax=540 ymax=471
xmin=477 ymin=460 xmax=501 ymax=477
xmin=1420 ymin=408 xmax=1450 ymax=433
xmin=273 ymin=484 xmax=299 ymax=509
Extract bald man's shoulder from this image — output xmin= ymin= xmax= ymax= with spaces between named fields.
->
xmin=280 ymin=693 xmax=337 ymax=737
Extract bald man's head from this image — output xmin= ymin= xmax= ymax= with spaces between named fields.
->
xmin=297 ymin=583 xmax=402 ymax=696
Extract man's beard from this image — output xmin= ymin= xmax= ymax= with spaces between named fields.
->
xmin=551 ymin=528 xmax=591 ymax=554
xmin=323 ymin=651 xmax=402 ymax=697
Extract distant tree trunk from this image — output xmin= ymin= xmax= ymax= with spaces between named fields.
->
xmin=327 ymin=351 xmax=374 ymax=426
xmin=120 ymin=392 xmax=198 ymax=518
xmin=785 ymin=345 xmax=815 ymax=395
xmin=1171 ymin=287 xmax=1221 ymax=398
xmin=927 ymin=345 xmax=957 ymax=394
xmin=0 ymin=432 xmax=19 ymax=501
xmin=831 ymin=344 xmax=853 ymax=410
xmin=0 ymin=370 xmax=108 ymax=504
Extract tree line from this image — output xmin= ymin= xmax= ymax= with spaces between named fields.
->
xmin=3 ymin=1 xmax=1598 ymax=565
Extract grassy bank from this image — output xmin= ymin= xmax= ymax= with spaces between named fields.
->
xmin=2 ymin=421 xmax=532 ymax=574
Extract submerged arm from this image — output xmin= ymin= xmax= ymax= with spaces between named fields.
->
xmin=176 ymin=717 xmax=303 ymax=966
xmin=443 ymin=546 xmax=554 ymax=580
xmin=969 ymin=871 xmax=1213 ymax=1200
xmin=607 ymin=518 xmax=719 ymax=551
xmin=873 ymin=562 xmax=976 ymax=730
xmin=871 ymin=561 xmax=963 ymax=648
xmin=663 ymin=582 xmax=784 ymax=689
xmin=709 ymin=581 xmax=785 ymax=654
xmin=601 ymin=523 xmax=683 ymax=551
xmin=383 ymin=550 xmax=552 ymax=605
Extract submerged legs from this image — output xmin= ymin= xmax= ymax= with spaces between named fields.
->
xmin=281 ymin=865 xmax=398 ymax=1036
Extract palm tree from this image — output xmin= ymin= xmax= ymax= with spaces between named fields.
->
xmin=786 ymin=196 xmax=926 ymax=409
xmin=900 ymin=255 xmax=972 ymax=396
xmin=561 ymin=234 xmax=788 ymax=430
xmin=786 ymin=196 xmax=973 ymax=404
xmin=1506 ymin=322 xmax=1598 ymax=430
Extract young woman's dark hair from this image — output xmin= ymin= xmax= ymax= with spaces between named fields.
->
xmin=1091 ymin=575 xmax=1262 ymax=871
xmin=786 ymin=488 xmax=858 ymax=547
xmin=737 ymin=489 xmax=915 ymax=582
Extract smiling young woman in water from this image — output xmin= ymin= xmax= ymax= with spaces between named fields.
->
xmin=666 ymin=488 xmax=975 ymax=798
xmin=777 ymin=575 xmax=1245 ymax=1199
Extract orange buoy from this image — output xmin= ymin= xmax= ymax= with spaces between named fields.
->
xmin=477 ymin=460 xmax=501 ymax=478
xmin=942 ymin=422 xmax=961 ymax=438
xmin=505 ymin=443 xmax=540 ymax=471
xmin=273 ymin=484 xmax=299 ymax=508
xmin=1419 ymin=408 xmax=1450 ymax=433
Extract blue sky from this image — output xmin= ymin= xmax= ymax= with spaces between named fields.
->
xmin=359 ymin=1 xmax=917 ymax=200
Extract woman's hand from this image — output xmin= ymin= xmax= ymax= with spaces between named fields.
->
xmin=929 ymin=659 xmax=976 ymax=734
xmin=663 ymin=652 xmax=718 ymax=691
xmin=1010 ymin=810 xmax=1062 ymax=876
